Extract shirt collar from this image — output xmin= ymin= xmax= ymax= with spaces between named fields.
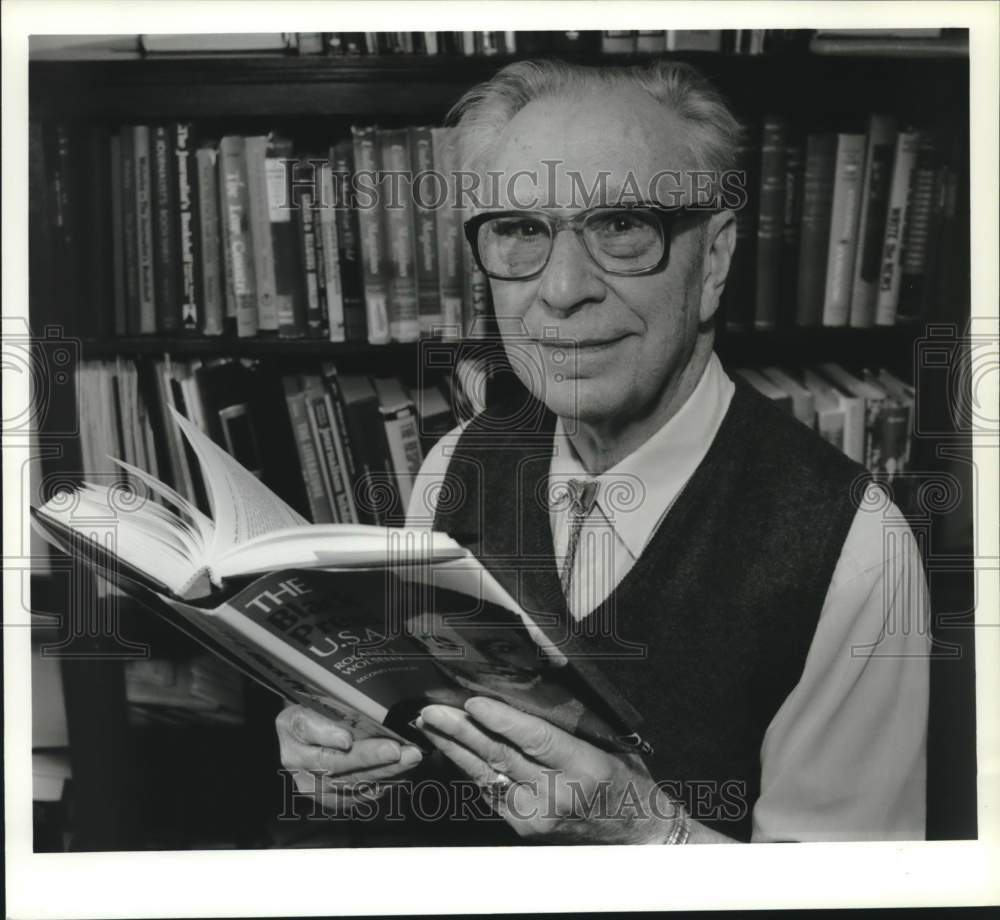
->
xmin=549 ymin=352 xmax=735 ymax=558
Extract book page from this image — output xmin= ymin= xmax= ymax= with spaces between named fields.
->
xmin=170 ymin=408 xmax=307 ymax=560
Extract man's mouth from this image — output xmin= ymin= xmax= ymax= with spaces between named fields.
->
xmin=532 ymin=334 xmax=630 ymax=350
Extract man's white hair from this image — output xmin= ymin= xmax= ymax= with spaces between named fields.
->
xmin=448 ymin=58 xmax=743 ymax=177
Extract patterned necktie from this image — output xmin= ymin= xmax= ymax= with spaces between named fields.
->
xmin=559 ymin=478 xmax=599 ymax=599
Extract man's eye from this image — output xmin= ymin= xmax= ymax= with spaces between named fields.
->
xmin=598 ymin=213 xmax=645 ymax=234
xmin=492 ymin=218 xmax=546 ymax=239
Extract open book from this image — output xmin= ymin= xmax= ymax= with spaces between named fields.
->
xmin=32 ymin=409 xmax=648 ymax=755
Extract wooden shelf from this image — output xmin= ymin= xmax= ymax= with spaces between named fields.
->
xmin=29 ymin=52 xmax=968 ymax=120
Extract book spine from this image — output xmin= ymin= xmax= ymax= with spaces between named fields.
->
xmin=874 ymin=130 xmax=919 ymax=326
xmin=848 ymin=116 xmax=897 ymax=328
xmin=754 ymin=115 xmax=787 ymax=330
xmin=283 ymin=376 xmax=336 ymax=523
xmin=379 ymin=128 xmax=420 ymax=343
xmin=195 ymin=146 xmax=225 ymax=336
xmin=778 ymin=133 xmax=804 ymax=328
xmin=85 ymin=125 xmax=114 ymax=340
xmin=132 ymin=126 xmax=157 ymax=333
xmin=151 ymin=126 xmax=181 ymax=332
xmin=118 ymin=128 xmax=140 ymax=335
xmin=896 ymin=132 xmax=938 ymax=322
xmin=602 ymin=30 xmax=637 ymax=54
xmin=340 ymin=377 xmax=401 ymax=526
xmin=172 ymin=123 xmax=201 ymax=332
xmin=321 ymin=365 xmax=368 ymax=525
xmin=795 ymin=133 xmax=837 ymax=327
xmin=635 ymin=30 xmax=666 ymax=52
xmin=380 ymin=403 xmax=423 ymax=512
xmin=109 ymin=133 xmax=128 ymax=336
xmin=302 ymin=375 xmax=353 ymax=523
xmin=244 ymin=135 xmax=279 ymax=332
xmin=821 ymin=133 xmax=866 ymax=327
xmin=318 ymin=162 xmax=346 ymax=342
xmin=410 ymin=126 xmax=442 ymax=335
xmin=312 ymin=167 xmax=330 ymax=340
xmin=722 ymin=124 xmax=760 ymax=331
xmin=331 ymin=141 xmax=368 ymax=341
xmin=218 ymin=135 xmax=259 ymax=337
xmin=431 ymin=127 xmax=464 ymax=338
xmin=266 ymin=139 xmax=307 ymax=337
xmin=351 ymin=126 xmax=391 ymax=344
xmin=295 ymin=187 xmax=323 ymax=336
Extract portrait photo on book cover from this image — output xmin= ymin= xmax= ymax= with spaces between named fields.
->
xmin=15 ymin=12 xmax=994 ymax=876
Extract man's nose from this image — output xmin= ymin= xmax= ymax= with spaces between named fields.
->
xmin=537 ymin=229 xmax=605 ymax=315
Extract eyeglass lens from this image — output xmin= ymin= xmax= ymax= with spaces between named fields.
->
xmin=477 ymin=210 xmax=666 ymax=279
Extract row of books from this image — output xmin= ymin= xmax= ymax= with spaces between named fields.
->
xmin=74 ymin=350 xmax=914 ymax=537
xmin=723 ymin=112 xmax=964 ymax=332
xmin=735 ymin=363 xmax=915 ymax=482
xmin=74 ymin=357 xmax=460 ymax=528
xmin=36 ymin=30 xmax=961 ymax=61
xmin=32 ymin=122 xmax=489 ymax=344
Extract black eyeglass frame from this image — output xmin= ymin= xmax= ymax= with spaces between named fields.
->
xmin=463 ymin=204 xmax=713 ymax=281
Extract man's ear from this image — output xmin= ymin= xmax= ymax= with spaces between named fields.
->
xmin=699 ymin=210 xmax=737 ymax=324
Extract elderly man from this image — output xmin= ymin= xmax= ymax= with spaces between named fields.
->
xmin=276 ymin=59 xmax=929 ymax=844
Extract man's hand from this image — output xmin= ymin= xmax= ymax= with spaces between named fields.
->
xmin=276 ymin=705 xmax=423 ymax=811
xmin=418 ymin=697 xmax=686 ymax=844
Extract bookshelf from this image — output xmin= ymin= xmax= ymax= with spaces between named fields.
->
xmin=28 ymin=35 xmax=974 ymax=849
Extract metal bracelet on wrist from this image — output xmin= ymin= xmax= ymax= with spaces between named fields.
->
xmin=664 ymin=801 xmax=691 ymax=845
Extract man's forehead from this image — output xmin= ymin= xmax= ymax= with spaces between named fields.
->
xmin=484 ymin=89 xmax=691 ymax=181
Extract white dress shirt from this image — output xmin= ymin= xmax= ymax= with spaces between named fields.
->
xmin=407 ymin=353 xmax=930 ymax=842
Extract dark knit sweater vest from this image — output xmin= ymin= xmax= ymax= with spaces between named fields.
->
xmin=434 ymin=377 xmax=869 ymax=841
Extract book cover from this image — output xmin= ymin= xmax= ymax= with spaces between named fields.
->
xmin=218 ymin=135 xmax=259 ymax=337
xmin=754 ymin=115 xmax=787 ymax=330
xmin=244 ymin=135 xmax=279 ymax=332
xmin=195 ymin=146 xmax=225 ymax=336
xmin=266 ymin=138 xmax=307 ymax=337
xmin=331 ymin=140 xmax=368 ymax=342
xmin=822 ymin=132 xmax=866 ymax=327
xmin=151 ymin=125 xmax=181 ymax=333
xmin=409 ymin=126 xmax=442 ymax=335
xmin=172 ymin=123 xmax=201 ymax=332
xmin=131 ymin=125 xmax=158 ymax=333
xmin=282 ymin=375 xmax=336 ymax=524
xmin=431 ymin=127 xmax=464 ymax=338
xmin=848 ymin=115 xmax=898 ymax=327
xmin=795 ymin=132 xmax=837 ymax=327
xmin=351 ymin=126 xmax=392 ymax=344
xmin=378 ymin=128 xmax=420 ymax=343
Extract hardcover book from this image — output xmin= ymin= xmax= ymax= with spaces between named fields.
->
xmin=32 ymin=409 xmax=646 ymax=756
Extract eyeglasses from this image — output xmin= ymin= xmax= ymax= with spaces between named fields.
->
xmin=464 ymin=205 xmax=707 ymax=281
